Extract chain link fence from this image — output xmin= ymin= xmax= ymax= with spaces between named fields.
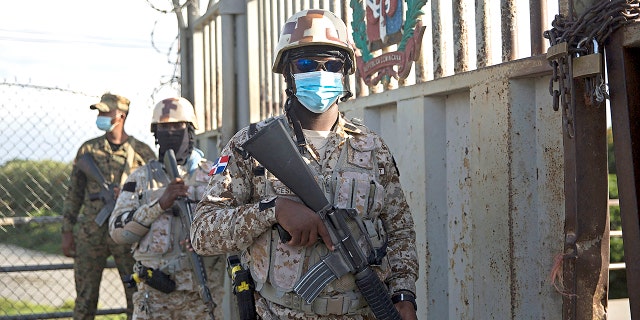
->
xmin=0 ymin=82 xmax=159 ymax=319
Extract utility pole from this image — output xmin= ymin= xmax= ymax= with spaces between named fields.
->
xmin=172 ymin=0 xmax=199 ymax=104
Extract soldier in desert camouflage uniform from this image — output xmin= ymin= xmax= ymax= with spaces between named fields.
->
xmin=62 ymin=93 xmax=156 ymax=320
xmin=191 ymin=9 xmax=418 ymax=320
xmin=108 ymin=97 xmax=225 ymax=320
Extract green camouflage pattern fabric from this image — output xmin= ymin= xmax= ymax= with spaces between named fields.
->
xmin=192 ymin=114 xmax=418 ymax=319
xmin=109 ymin=158 xmax=225 ymax=319
xmin=62 ymin=135 xmax=156 ymax=320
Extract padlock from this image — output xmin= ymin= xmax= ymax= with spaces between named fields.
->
xmin=546 ymin=42 xmax=568 ymax=61
xmin=572 ymin=39 xmax=602 ymax=79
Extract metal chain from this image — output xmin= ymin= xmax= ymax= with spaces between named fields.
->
xmin=544 ymin=0 xmax=639 ymax=130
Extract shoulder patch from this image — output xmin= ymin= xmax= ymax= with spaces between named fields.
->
xmin=123 ymin=181 xmax=137 ymax=192
xmin=209 ymin=155 xmax=231 ymax=176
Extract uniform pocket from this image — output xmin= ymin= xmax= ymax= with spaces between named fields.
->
xmin=347 ymin=136 xmax=376 ymax=170
xmin=138 ymin=214 xmax=173 ymax=254
xmin=248 ymin=229 xmax=272 ymax=287
xmin=269 ymin=238 xmax=306 ymax=292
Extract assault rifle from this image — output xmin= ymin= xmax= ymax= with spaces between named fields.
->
xmin=241 ymin=119 xmax=401 ymax=320
xmin=164 ymin=149 xmax=216 ymax=320
xmin=75 ymin=153 xmax=117 ymax=226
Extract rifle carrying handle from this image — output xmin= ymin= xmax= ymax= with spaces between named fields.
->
xmin=355 ymin=267 xmax=402 ymax=320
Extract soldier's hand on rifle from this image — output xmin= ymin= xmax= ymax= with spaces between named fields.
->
xmin=159 ymin=178 xmax=189 ymax=210
xmin=180 ymin=238 xmax=195 ymax=252
xmin=274 ymin=197 xmax=334 ymax=249
xmin=395 ymin=301 xmax=418 ymax=320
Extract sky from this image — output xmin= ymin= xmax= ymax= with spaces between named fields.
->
xmin=0 ymin=1 xmax=610 ymax=164
xmin=1 ymin=0 xmax=179 ymax=98
xmin=0 ymin=0 xmax=182 ymax=163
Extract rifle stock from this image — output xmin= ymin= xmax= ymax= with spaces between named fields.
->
xmin=75 ymin=153 xmax=116 ymax=226
xmin=241 ymin=119 xmax=401 ymax=320
xmin=164 ymin=149 xmax=216 ymax=320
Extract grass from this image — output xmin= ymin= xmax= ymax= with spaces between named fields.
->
xmin=0 ymin=220 xmax=62 ymax=256
xmin=0 ymin=297 xmax=73 ymax=314
xmin=0 ymin=297 xmax=126 ymax=319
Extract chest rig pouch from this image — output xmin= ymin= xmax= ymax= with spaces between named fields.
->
xmin=134 ymin=161 xmax=187 ymax=275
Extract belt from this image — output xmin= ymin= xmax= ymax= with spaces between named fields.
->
xmin=259 ymin=282 xmax=368 ymax=316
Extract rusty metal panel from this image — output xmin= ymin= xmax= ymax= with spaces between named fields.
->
xmin=341 ymin=55 xmax=559 ymax=319
xmin=475 ymin=0 xmax=491 ymax=68
xmin=431 ymin=0 xmax=446 ymax=78
xmin=453 ymin=0 xmax=471 ymax=73
xmin=447 ymin=92 xmax=474 ymax=319
xmin=529 ymin=0 xmax=547 ymax=56
xmin=469 ymin=79 xmax=512 ymax=319
xmin=501 ymin=0 xmax=517 ymax=61
xmin=509 ymin=77 xmax=564 ymax=319
xmin=422 ymin=97 xmax=448 ymax=318
xmin=606 ymin=24 xmax=640 ymax=320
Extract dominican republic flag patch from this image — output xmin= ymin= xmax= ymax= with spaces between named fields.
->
xmin=209 ymin=155 xmax=230 ymax=176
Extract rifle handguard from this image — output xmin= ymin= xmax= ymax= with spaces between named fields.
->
xmin=355 ymin=267 xmax=402 ymax=320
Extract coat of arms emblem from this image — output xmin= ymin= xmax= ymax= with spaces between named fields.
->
xmin=350 ymin=0 xmax=427 ymax=86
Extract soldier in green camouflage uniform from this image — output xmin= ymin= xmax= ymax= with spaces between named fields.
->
xmin=62 ymin=93 xmax=156 ymax=320
xmin=191 ymin=9 xmax=418 ymax=320
xmin=108 ymin=97 xmax=225 ymax=320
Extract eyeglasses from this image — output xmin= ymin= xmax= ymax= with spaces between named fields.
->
xmin=294 ymin=58 xmax=345 ymax=73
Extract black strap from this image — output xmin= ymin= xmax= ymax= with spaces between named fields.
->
xmin=285 ymin=98 xmax=307 ymax=155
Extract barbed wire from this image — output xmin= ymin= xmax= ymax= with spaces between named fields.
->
xmin=0 ymin=81 xmax=97 ymax=97
xmin=145 ymin=0 xmax=184 ymax=96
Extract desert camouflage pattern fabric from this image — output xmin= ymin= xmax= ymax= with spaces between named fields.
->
xmin=62 ymin=135 xmax=156 ymax=320
xmin=131 ymin=280 xmax=223 ymax=320
xmin=273 ymin=9 xmax=355 ymax=74
xmin=192 ymin=114 xmax=417 ymax=319
xmin=109 ymin=158 xmax=225 ymax=319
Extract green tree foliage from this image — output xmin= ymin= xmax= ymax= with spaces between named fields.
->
xmin=607 ymin=127 xmax=627 ymax=299
xmin=607 ymin=127 xmax=616 ymax=174
xmin=0 ymin=159 xmax=71 ymax=255
xmin=0 ymin=159 xmax=71 ymax=218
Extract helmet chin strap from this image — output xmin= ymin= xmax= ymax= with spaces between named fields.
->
xmin=284 ymin=88 xmax=308 ymax=155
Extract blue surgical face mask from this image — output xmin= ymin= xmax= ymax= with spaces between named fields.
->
xmin=96 ymin=116 xmax=115 ymax=132
xmin=293 ymin=71 xmax=345 ymax=113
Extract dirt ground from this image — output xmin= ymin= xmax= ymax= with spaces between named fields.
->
xmin=0 ymin=243 xmax=126 ymax=314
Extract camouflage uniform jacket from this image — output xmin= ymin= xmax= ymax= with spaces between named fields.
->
xmin=62 ymin=135 xmax=156 ymax=233
xmin=192 ymin=114 xmax=418 ymax=316
xmin=108 ymin=157 xmax=225 ymax=295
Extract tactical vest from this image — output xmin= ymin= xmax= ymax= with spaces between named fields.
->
xmin=245 ymin=122 xmax=391 ymax=314
xmin=132 ymin=160 xmax=213 ymax=291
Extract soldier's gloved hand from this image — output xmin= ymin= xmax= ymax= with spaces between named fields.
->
xmin=274 ymin=197 xmax=333 ymax=249
xmin=158 ymin=178 xmax=189 ymax=210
